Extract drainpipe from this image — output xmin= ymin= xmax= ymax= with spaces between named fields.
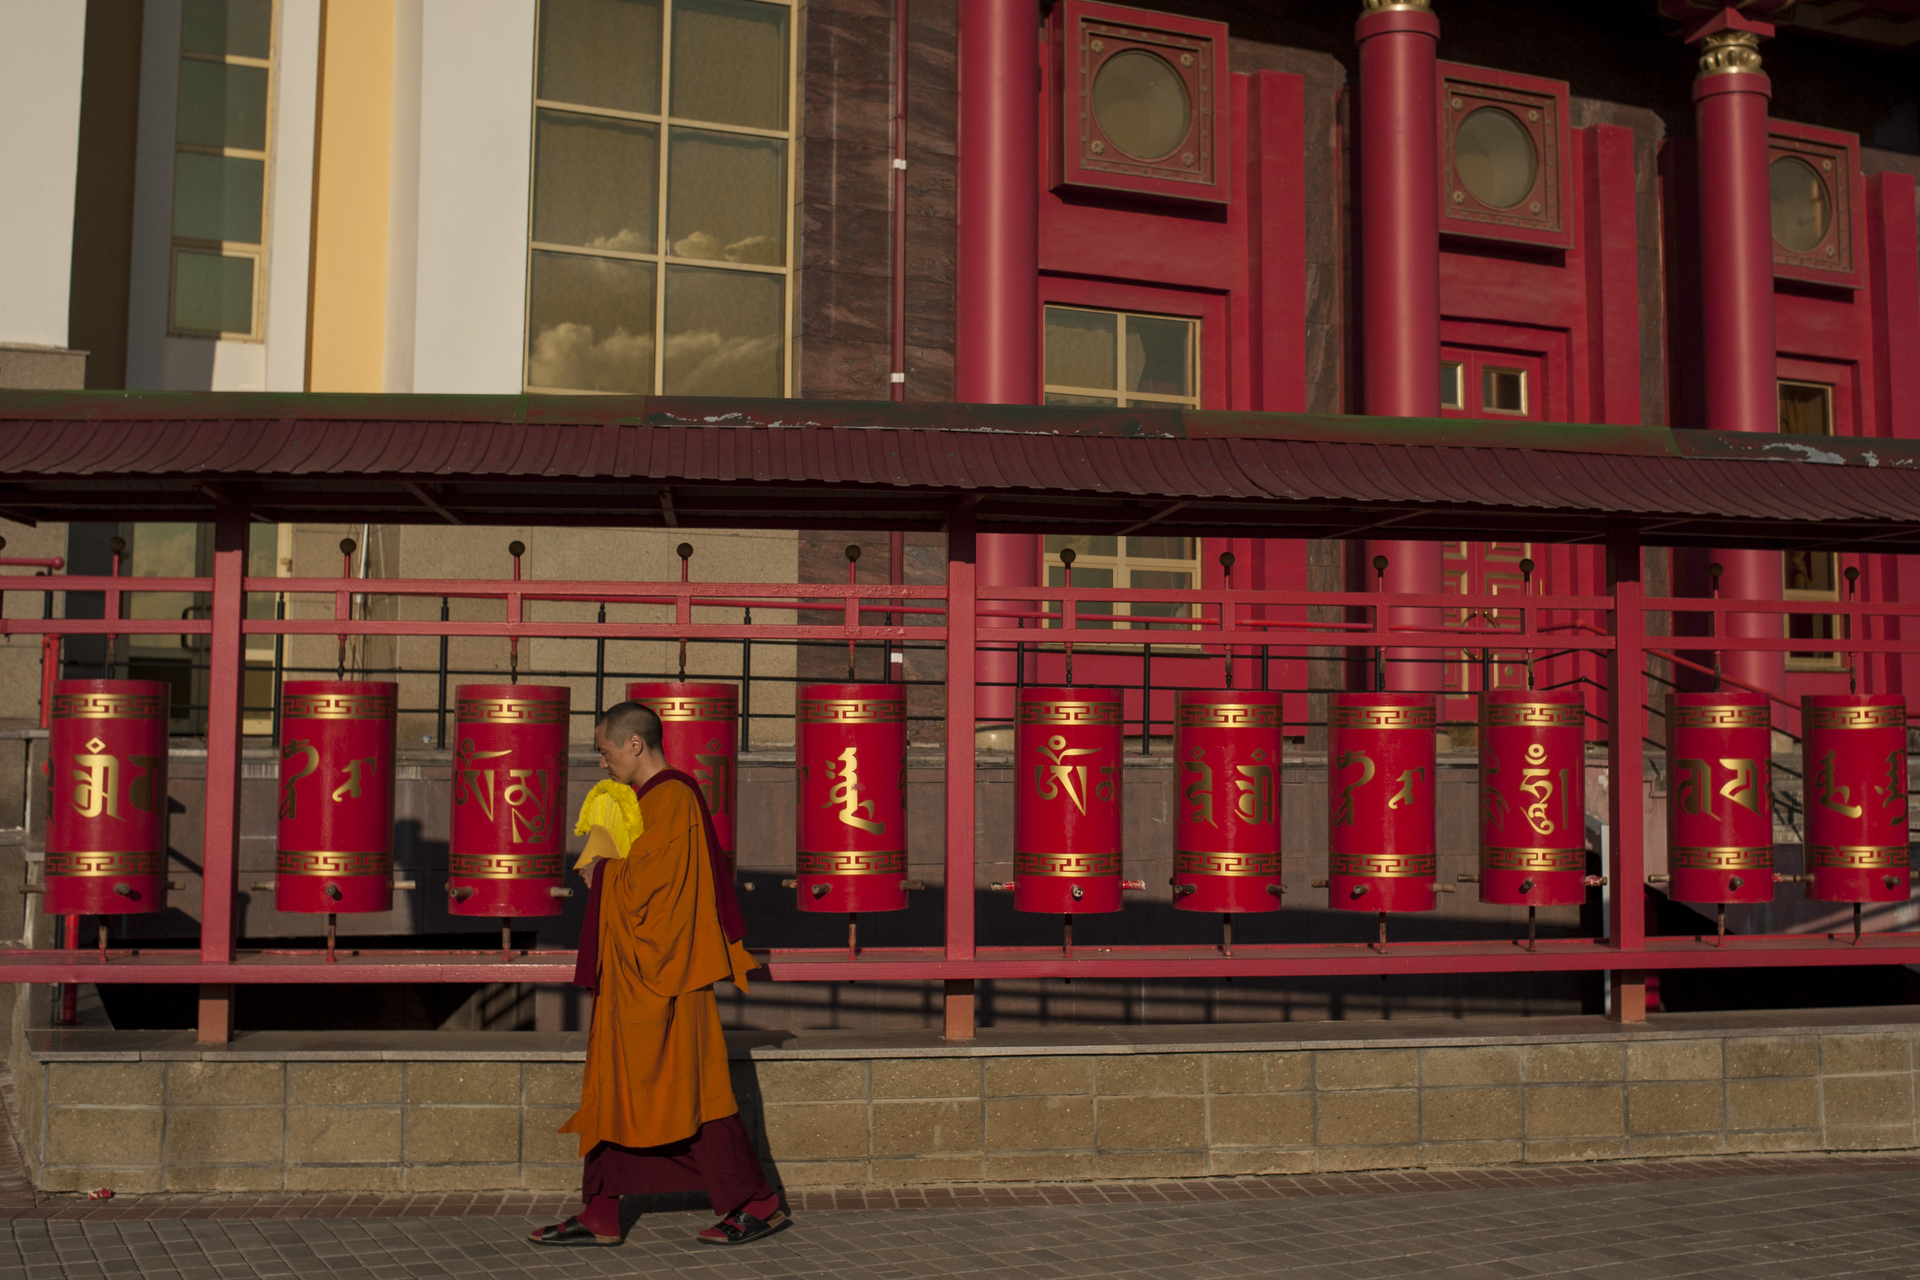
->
xmin=1357 ymin=0 xmax=1442 ymax=694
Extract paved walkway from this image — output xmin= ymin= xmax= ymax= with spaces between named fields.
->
xmin=3 ymin=1155 xmax=1920 ymax=1278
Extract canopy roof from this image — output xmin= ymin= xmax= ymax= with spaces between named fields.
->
xmin=2 ymin=391 xmax=1915 ymax=551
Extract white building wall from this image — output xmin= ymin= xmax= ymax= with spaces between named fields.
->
xmin=0 ymin=1 xmax=87 ymax=349
xmin=406 ymin=0 xmax=535 ymax=394
xmin=263 ymin=0 xmax=322 ymax=392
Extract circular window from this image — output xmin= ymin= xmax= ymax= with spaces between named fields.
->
xmin=1091 ymin=50 xmax=1190 ymax=162
xmin=1453 ymin=107 xmax=1537 ymax=210
xmin=1770 ymin=156 xmax=1831 ymax=253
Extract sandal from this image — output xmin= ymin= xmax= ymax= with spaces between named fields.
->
xmin=696 ymin=1208 xmax=790 ymax=1246
xmin=528 ymin=1216 xmax=621 ymax=1247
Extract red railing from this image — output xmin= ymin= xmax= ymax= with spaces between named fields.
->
xmin=5 ymin=528 xmax=1920 ymax=1035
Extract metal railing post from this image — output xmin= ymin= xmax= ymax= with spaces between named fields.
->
xmin=436 ymin=596 xmax=450 ymax=749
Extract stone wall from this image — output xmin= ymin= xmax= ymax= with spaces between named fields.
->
xmin=15 ymin=1005 xmax=1920 ymax=1194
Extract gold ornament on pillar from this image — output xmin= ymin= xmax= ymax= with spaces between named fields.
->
xmin=1695 ymin=27 xmax=1764 ymax=77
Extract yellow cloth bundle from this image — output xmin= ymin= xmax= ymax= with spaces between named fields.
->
xmin=573 ymin=779 xmax=644 ymax=872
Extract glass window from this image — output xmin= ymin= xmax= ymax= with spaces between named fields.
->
xmin=1091 ymin=50 xmax=1189 ymax=162
xmin=1770 ymin=157 xmax=1831 ymax=254
xmin=1778 ymin=379 xmax=1844 ymax=669
xmin=528 ymin=0 xmax=792 ymax=395
xmin=1043 ymin=306 xmax=1198 ymax=408
xmin=169 ymin=0 xmax=272 ymax=340
xmin=1454 ymin=106 xmax=1536 ymax=211
xmin=1482 ymin=367 xmax=1526 ymax=414
xmin=1043 ymin=535 xmax=1202 ymax=633
xmin=1440 ymin=361 xmax=1462 ymax=409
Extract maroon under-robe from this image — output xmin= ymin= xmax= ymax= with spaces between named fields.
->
xmin=582 ymin=1115 xmax=771 ymax=1216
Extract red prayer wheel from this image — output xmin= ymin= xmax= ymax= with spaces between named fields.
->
xmin=276 ymin=681 xmax=397 ymax=914
xmin=45 ymin=680 xmax=169 ymax=914
xmin=1803 ymin=694 xmax=1908 ymax=903
xmin=627 ymin=681 xmax=737 ymax=872
xmin=449 ymin=684 xmax=570 ymax=917
xmin=1328 ymin=693 xmax=1436 ymax=913
xmin=1478 ymin=690 xmax=1588 ymax=907
xmin=1172 ymin=691 xmax=1283 ymax=913
xmin=795 ymin=683 xmax=907 ymax=912
xmin=1014 ymin=686 xmax=1123 ymax=914
xmin=1666 ymin=692 xmax=1773 ymax=904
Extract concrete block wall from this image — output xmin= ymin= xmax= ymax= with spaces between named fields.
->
xmin=15 ymin=1013 xmax=1920 ymax=1193
xmin=750 ymin=1030 xmax=1920 ymax=1186
xmin=13 ymin=1056 xmax=591 ymax=1194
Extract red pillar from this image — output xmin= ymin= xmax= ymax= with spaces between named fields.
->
xmin=957 ymin=0 xmax=1039 ymax=743
xmin=1690 ymin=10 xmax=1783 ymax=702
xmin=1357 ymin=0 xmax=1442 ymax=692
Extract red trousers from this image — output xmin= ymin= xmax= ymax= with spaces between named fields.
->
xmin=582 ymin=1113 xmax=772 ymax=1218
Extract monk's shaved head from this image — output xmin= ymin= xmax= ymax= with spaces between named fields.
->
xmin=597 ymin=701 xmax=663 ymax=754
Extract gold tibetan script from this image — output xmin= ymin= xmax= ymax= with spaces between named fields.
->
xmin=822 ymin=745 xmax=885 ymax=834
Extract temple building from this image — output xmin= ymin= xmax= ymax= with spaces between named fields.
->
xmin=6 ymin=0 xmax=1920 ymax=1197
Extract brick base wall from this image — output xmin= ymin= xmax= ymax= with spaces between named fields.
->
xmin=15 ymin=1003 xmax=1920 ymax=1193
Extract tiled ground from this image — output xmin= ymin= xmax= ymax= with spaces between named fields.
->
xmin=1 ymin=1164 xmax=1919 ymax=1278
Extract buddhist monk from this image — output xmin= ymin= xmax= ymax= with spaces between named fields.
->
xmin=529 ymin=701 xmax=789 ymax=1248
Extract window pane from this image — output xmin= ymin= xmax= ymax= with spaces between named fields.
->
xmin=533 ymin=109 xmax=658 ymax=253
xmin=1046 ymin=392 xmax=1118 ymax=406
xmin=1785 ymin=550 xmax=1836 ymax=594
xmin=1779 ymin=382 xmax=1831 ymax=436
xmin=177 ymin=60 xmax=270 ymax=151
xmin=1047 ymin=535 xmax=1118 ymax=559
xmin=172 ymin=152 xmax=264 ymax=243
xmin=1770 ymin=156 xmax=1831 ymax=253
xmin=538 ymin=0 xmax=662 ymax=114
xmin=1440 ymin=362 xmax=1462 ymax=408
xmin=670 ymin=0 xmax=788 ymax=130
xmin=1091 ymin=50 xmax=1189 ymax=162
xmin=182 ymin=0 xmax=271 ymax=59
xmin=1125 ymin=315 xmax=1191 ymax=397
xmin=1454 ymin=106 xmax=1536 ymax=210
xmin=172 ymin=249 xmax=254 ymax=333
xmin=1045 ymin=308 xmax=1116 ymax=391
xmin=1126 ymin=537 xmax=1188 ymax=560
xmin=527 ymin=250 xmax=657 ymax=392
xmin=662 ymin=264 xmax=782 ymax=395
xmin=666 ymin=128 xmax=785 ymax=264
xmin=1483 ymin=367 xmax=1524 ymax=413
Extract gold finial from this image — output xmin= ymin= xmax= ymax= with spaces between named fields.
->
xmin=1696 ymin=27 xmax=1762 ymax=76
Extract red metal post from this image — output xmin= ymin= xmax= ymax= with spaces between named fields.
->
xmin=957 ymin=0 xmax=1040 ymax=740
xmin=1356 ymin=0 xmax=1442 ymax=692
xmin=200 ymin=506 xmax=248 ymax=969
xmin=944 ymin=510 xmax=978 ymax=1034
xmin=1606 ymin=524 xmax=1647 ymax=1019
xmin=1689 ymin=10 xmax=1783 ymax=702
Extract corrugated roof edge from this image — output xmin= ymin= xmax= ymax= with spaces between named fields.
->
xmin=0 ymin=391 xmax=1909 ymax=469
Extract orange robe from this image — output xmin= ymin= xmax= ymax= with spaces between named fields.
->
xmin=560 ymin=776 xmax=757 ymax=1156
